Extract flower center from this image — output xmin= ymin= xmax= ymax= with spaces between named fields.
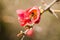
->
xmin=30 ymin=10 xmax=37 ymax=21
xmin=31 ymin=12 xmax=34 ymax=16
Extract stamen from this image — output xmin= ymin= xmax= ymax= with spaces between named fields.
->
xmin=31 ymin=12 xmax=34 ymax=16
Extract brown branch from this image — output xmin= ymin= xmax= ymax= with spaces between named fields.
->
xmin=54 ymin=10 xmax=60 ymax=12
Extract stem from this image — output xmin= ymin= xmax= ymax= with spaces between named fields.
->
xmin=44 ymin=0 xmax=57 ymax=11
xmin=40 ymin=0 xmax=58 ymax=18
xmin=21 ymin=35 xmax=25 ymax=40
xmin=54 ymin=10 xmax=60 ymax=12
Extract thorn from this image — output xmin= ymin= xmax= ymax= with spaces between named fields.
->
xmin=50 ymin=8 xmax=58 ymax=19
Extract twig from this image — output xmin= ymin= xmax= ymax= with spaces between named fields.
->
xmin=54 ymin=10 xmax=60 ymax=12
xmin=40 ymin=0 xmax=58 ymax=18
xmin=44 ymin=0 xmax=57 ymax=10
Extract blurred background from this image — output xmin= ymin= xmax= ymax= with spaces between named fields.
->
xmin=0 ymin=0 xmax=60 ymax=40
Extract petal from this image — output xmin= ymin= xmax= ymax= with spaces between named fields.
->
xmin=16 ymin=10 xmax=25 ymax=14
xmin=16 ymin=10 xmax=27 ymax=26
xmin=16 ymin=10 xmax=25 ymax=19
xmin=26 ymin=28 xmax=34 ymax=37
xmin=28 ymin=6 xmax=40 ymax=23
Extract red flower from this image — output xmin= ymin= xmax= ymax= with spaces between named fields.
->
xmin=27 ymin=6 xmax=40 ymax=23
xmin=16 ymin=6 xmax=40 ymax=27
xmin=25 ymin=28 xmax=34 ymax=37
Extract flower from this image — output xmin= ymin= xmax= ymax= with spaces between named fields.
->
xmin=16 ymin=6 xmax=40 ymax=27
xmin=26 ymin=28 xmax=34 ymax=37
xmin=27 ymin=6 xmax=40 ymax=24
xmin=16 ymin=10 xmax=31 ymax=26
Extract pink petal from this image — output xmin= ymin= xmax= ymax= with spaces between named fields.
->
xmin=26 ymin=28 xmax=34 ymax=37
xmin=28 ymin=6 xmax=40 ymax=23
xmin=16 ymin=10 xmax=25 ymax=14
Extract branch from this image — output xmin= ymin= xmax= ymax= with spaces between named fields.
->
xmin=40 ymin=0 xmax=58 ymax=18
xmin=54 ymin=10 xmax=60 ymax=12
